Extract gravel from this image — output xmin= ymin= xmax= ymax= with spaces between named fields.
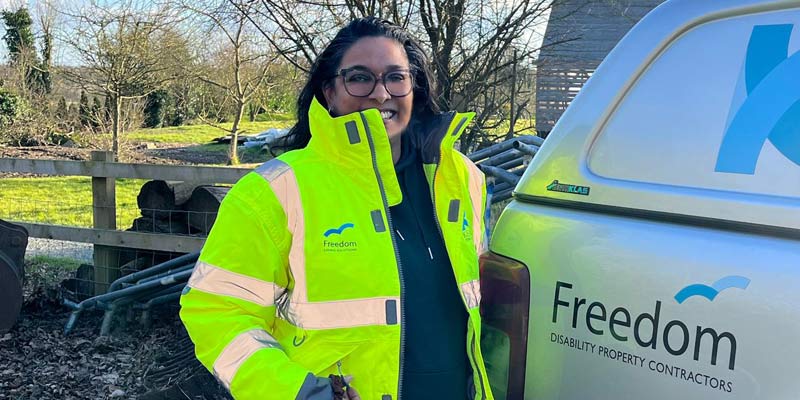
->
xmin=26 ymin=238 xmax=93 ymax=264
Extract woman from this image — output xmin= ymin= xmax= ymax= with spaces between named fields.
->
xmin=180 ymin=17 xmax=493 ymax=400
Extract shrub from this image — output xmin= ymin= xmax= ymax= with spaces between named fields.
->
xmin=0 ymin=88 xmax=23 ymax=127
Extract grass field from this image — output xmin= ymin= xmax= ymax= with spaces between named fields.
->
xmin=126 ymin=117 xmax=294 ymax=145
xmin=1 ymin=115 xmax=296 ymax=230
xmin=0 ymin=176 xmax=145 ymax=228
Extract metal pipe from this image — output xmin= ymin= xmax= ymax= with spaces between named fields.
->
xmin=496 ymin=158 xmax=525 ymax=171
xmin=480 ymin=165 xmax=521 ymax=186
xmin=467 ymin=135 xmax=544 ymax=162
xmin=63 ymin=299 xmax=80 ymax=310
xmin=512 ymin=141 xmax=540 ymax=157
xmin=63 ymin=310 xmax=82 ymax=334
xmin=494 ymin=188 xmax=514 ymax=203
xmin=135 ymin=263 xmax=195 ymax=286
xmin=64 ymin=269 xmax=194 ymax=335
xmin=492 ymin=170 xmax=524 ymax=193
xmin=100 ymin=301 xmax=123 ymax=336
xmin=100 ymin=282 xmax=188 ymax=336
xmin=480 ymin=149 xmax=523 ymax=167
xmin=107 ymin=252 xmax=199 ymax=293
xmin=494 ymin=182 xmax=513 ymax=193
xmin=140 ymin=290 xmax=184 ymax=330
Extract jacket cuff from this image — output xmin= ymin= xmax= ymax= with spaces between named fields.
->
xmin=296 ymin=373 xmax=334 ymax=400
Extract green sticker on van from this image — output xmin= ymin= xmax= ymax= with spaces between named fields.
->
xmin=547 ymin=180 xmax=590 ymax=196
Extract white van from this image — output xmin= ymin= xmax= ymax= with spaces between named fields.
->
xmin=481 ymin=1 xmax=800 ymax=399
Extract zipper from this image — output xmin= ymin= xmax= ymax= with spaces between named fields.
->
xmin=337 ymin=360 xmax=350 ymax=392
xmin=359 ymin=112 xmax=406 ymax=399
xmin=470 ymin=333 xmax=487 ymax=399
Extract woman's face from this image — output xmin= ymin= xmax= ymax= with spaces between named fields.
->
xmin=324 ymin=36 xmax=414 ymax=142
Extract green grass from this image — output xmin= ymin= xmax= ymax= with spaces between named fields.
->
xmin=126 ymin=118 xmax=294 ymax=144
xmin=255 ymin=112 xmax=295 ymax=122
xmin=26 ymin=255 xmax=82 ymax=271
xmin=0 ymin=176 xmax=145 ymax=228
xmin=483 ymin=118 xmax=537 ymax=137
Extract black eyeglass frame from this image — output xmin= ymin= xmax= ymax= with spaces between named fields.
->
xmin=332 ymin=67 xmax=415 ymax=98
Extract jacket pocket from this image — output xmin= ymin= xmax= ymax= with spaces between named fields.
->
xmin=289 ymin=339 xmax=364 ymax=376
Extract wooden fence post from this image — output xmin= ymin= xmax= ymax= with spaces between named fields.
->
xmin=92 ymin=151 xmax=117 ymax=295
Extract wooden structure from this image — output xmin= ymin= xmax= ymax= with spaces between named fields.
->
xmin=535 ymin=0 xmax=663 ymax=135
xmin=0 ymin=152 xmax=250 ymax=294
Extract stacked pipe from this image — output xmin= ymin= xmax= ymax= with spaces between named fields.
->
xmin=468 ymin=135 xmax=544 ymax=203
xmin=63 ymin=252 xmax=199 ymax=335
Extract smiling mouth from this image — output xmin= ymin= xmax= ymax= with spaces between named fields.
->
xmin=380 ymin=110 xmax=396 ymax=120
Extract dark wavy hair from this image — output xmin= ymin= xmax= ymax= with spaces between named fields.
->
xmin=277 ymin=17 xmax=440 ymax=151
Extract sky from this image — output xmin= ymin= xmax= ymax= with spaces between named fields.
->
xmin=0 ymin=0 xmax=550 ymax=68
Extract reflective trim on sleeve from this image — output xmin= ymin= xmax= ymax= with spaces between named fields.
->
xmin=256 ymin=159 xmax=292 ymax=182
xmin=188 ymin=260 xmax=282 ymax=307
xmin=213 ymin=329 xmax=281 ymax=389
xmin=258 ymin=160 xmax=309 ymax=307
xmin=461 ymin=279 xmax=481 ymax=309
xmin=287 ymin=296 xmax=401 ymax=329
xmin=462 ymin=154 xmax=487 ymax=253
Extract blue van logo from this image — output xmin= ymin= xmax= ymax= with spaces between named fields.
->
xmin=715 ymin=24 xmax=800 ymax=174
xmin=674 ymin=275 xmax=750 ymax=304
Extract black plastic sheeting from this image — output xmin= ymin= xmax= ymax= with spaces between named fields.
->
xmin=0 ymin=219 xmax=28 ymax=333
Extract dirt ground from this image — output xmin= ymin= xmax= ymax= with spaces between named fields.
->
xmin=0 ymin=283 xmax=231 ymax=400
xmin=0 ymin=143 xmax=231 ymax=169
xmin=1 ymin=144 xmax=238 ymax=399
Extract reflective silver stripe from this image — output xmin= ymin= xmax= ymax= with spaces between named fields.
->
xmin=288 ymin=296 xmax=401 ymax=329
xmin=256 ymin=158 xmax=292 ymax=182
xmin=213 ymin=329 xmax=281 ymax=389
xmin=461 ymin=154 xmax=487 ymax=252
xmin=188 ymin=261 xmax=281 ymax=307
xmin=263 ymin=161 xmax=308 ymax=310
xmin=257 ymin=160 xmax=309 ymax=316
xmin=461 ymin=280 xmax=481 ymax=309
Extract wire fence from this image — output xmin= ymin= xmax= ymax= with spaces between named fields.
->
xmin=0 ymin=154 xmax=247 ymax=300
xmin=1 ymin=190 xmax=218 ymax=298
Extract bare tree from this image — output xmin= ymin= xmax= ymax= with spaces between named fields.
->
xmin=33 ymin=0 xmax=57 ymax=96
xmin=181 ymin=0 xmax=276 ymax=165
xmin=244 ymin=0 xmax=559 ymax=151
xmin=57 ymin=0 xmax=184 ymax=159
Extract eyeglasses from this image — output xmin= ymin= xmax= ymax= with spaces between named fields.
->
xmin=334 ymin=67 xmax=414 ymax=98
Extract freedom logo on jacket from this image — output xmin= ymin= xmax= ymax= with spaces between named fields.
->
xmin=323 ymin=222 xmax=358 ymax=252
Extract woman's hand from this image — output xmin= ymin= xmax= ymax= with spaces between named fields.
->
xmin=330 ymin=374 xmax=361 ymax=400
xmin=344 ymin=386 xmax=361 ymax=400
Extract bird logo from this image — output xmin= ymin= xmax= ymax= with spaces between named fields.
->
xmin=674 ymin=276 xmax=750 ymax=304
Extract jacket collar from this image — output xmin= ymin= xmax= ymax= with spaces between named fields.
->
xmin=304 ymin=97 xmax=474 ymax=205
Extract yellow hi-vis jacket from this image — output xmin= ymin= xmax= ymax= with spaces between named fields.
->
xmin=180 ymin=97 xmax=493 ymax=400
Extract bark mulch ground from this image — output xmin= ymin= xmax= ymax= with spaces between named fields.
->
xmin=0 ymin=283 xmax=231 ymax=400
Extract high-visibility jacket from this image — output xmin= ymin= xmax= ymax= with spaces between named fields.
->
xmin=180 ymin=97 xmax=493 ymax=400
